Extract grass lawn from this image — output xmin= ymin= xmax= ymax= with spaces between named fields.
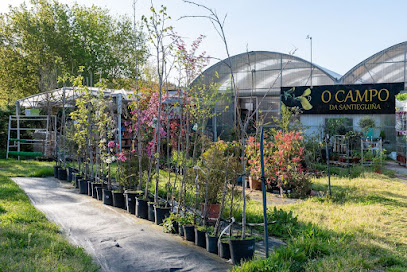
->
xmin=234 ymin=170 xmax=407 ymax=271
xmin=3 ymin=158 xmax=406 ymax=271
xmin=0 ymin=159 xmax=99 ymax=271
xmin=109 ymin=164 xmax=407 ymax=271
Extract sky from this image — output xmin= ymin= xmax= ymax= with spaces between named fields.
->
xmin=1 ymin=0 xmax=407 ymax=76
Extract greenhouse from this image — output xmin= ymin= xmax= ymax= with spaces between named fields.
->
xmin=195 ymin=42 xmax=407 ymax=150
xmin=7 ymin=87 xmax=134 ymax=159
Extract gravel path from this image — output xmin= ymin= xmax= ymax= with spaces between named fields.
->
xmin=385 ymin=161 xmax=407 ymax=185
xmin=12 ymin=177 xmax=232 ymax=272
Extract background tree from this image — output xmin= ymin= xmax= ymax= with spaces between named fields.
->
xmin=0 ymin=0 xmax=147 ymax=105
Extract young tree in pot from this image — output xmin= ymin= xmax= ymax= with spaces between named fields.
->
xmin=101 ymin=141 xmax=117 ymax=205
xmin=197 ymin=141 xmax=241 ymax=254
xmin=69 ymin=69 xmax=94 ymax=194
xmin=142 ymin=4 xmax=174 ymax=224
xmin=127 ymin=83 xmax=159 ymax=218
xmin=112 ymin=150 xmax=127 ymax=209
xmin=92 ymin=90 xmax=115 ymax=198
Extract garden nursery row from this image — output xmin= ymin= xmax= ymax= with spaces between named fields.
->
xmin=53 ymin=163 xmax=254 ymax=265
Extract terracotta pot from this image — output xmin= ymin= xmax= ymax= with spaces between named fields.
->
xmin=200 ymin=203 xmax=221 ymax=221
xmin=249 ymin=176 xmax=262 ymax=191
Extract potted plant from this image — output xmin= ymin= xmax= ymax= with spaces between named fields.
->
xmin=112 ymin=151 xmax=127 ymax=209
xmin=162 ymin=213 xmax=181 ymax=234
xmin=102 ymin=141 xmax=117 ymax=206
xmin=123 ymin=152 xmax=148 ymax=214
xmin=229 ymin=235 xmax=256 ymax=265
xmin=194 ymin=225 xmax=209 ymax=248
xmin=247 ymin=136 xmax=273 ymax=191
xmin=154 ymin=204 xmax=171 ymax=225
xmin=218 ymin=237 xmax=231 ymax=259
xmin=176 ymin=213 xmax=193 ymax=237
xmin=124 ymin=189 xmax=142 ymax=214
xmin=177 ymin=214 xmax=194 ymax=241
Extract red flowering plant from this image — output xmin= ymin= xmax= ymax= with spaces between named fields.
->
xmin=246 ymin=130 xmax=310 ymax=197
xmin=270 ymin=131 xmax=308 ymax=195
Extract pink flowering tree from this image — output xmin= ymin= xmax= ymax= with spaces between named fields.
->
xmin=104 ymin=141 xmax=117 ymax=190
xmin=115 ymin=149 xmax=127 ymax=191
xmin=128 ymin=87 xmax=169 ymax=197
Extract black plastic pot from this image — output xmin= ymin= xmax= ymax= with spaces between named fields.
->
xmin=96 ymin=186 xmax=103 ymax=201
xmin=73 ymin=174 xmax=82 ymax=188
xmin=178 ymin=224 xmax=184 ymax=237
xmin=124 ymin=192 xmax=139 ymax=214
xmin=57 ymin=168 xmax=67 ymax=180
xmin=79 ymin=179 xmax=88 ymax=194
xmin=112 ymin=191 xmax=125 ymax=209
xmin=183 ymin=225 xmax=195 ymax=242
xmin=103 ymin=189 xmax=113 ymax=206
xmin=194 ymin=228 xmax=206 ymax=248
xmin=218 ymin=240 xmax=231 ymax=259
xmin=206 ymin=234 xmax=218 ymax=254
xmin=135 ymin=198 xmax=148 ymax=219
xmin=87 ymin=181 xmax=93 ymax=196
xmin=154 ymin=206 xmax=171 ymax=225
xmin=91 ymin=183 xmax=102 ymax=199
xmin=67 ymin=168 xmax=73 ymax=182
xmin=173 ymin=221 xmax=179 ymax=234
xmin=147 ymin=202 xmax=155 ymax=222
xmin=229 ymin=238 xmax=256 ymax=265
xmin=53 ymin=165 xmax=60 ymax=178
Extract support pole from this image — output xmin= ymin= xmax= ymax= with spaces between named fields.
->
xmin=45 ymin=115 xmax=49 ymax=157
xmin=347 ymin=138 xmax=350 ymax=179
xmin=326 ymin=135 xmax=331 ymax=196
xmin=260 ymin=126 xmax=269 ymax=258
xmin=213 ymin=103 xmax=217 ymax=141
xmin=117 ymin=94 xmax=122 ymax=151
xmin=6 ymin=115 xmax=11 ymax=159
xmin=16 ymin=101 xmax=21 ymax=161
xmin=62 ymin=88 xmax=66 ymax=167
xmin=361 ymin=139 xmax=364 ymax=167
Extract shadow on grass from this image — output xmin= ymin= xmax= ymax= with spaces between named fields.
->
xmin=236 ymin=208 xmax=407 ymax=272
xmin=311 ymin=184 xmax=407 ymax=209
xmin=313 ymin=164 xmax=396 ymax=180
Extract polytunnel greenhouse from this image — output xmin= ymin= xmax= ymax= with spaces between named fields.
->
xmin=195 ymin=42 xmax=407 ymax=147
xmin=192 ymin=51 xmax=341 ymax=139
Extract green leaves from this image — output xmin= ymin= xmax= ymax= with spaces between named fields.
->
xmin=0 ymin=0 xmax=147 ymax=105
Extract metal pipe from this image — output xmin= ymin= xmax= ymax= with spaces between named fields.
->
xmin=16 ymin=101 xmax=21 ymax=160
xmin=326 ymin=135 xmax=331 ymax=196
xmin=260 ymin=125 xmax=269 ymax=258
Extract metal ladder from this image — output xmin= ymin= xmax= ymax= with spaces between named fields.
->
xmin=7 ymin=115 xmax=57 ymax=159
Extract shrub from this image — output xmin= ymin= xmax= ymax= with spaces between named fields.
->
xmin=199 ymin=140 xmax=241 ymax=204
xmin=247 ymin=131 xmax=311 ymax=197
xmin=162 ymin=213 xmax=180 ymax=233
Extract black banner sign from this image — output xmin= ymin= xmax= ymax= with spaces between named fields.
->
xmin=281 ymin=83 xmax=404 ymax=114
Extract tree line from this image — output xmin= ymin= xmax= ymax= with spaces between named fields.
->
xmin=0 ymin=0 xmax=147 ymax=105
